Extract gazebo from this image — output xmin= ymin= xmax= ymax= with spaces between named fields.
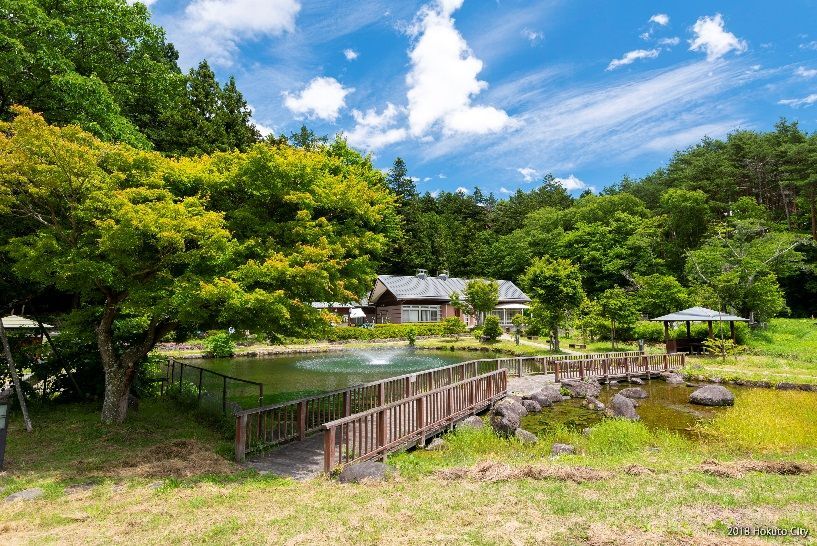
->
xmin=650 ymin=306 xmax=749 ymax=354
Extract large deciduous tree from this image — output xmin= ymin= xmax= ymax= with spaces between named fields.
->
xmin=598 ymin=287 xmax=640 ymax=349
xmin=521 ymin=256 xmax=584 ymax=352
xmin=0 ymin=109 xmax=398 ymax=423
xmin=450 ymin=279 xmax=499 ymax=325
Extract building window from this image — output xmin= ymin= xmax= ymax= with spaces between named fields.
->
xmin=491 ymin=308 xmax=524 ymax=325
xmin=401 ymin=305 xmax=441 ymax=323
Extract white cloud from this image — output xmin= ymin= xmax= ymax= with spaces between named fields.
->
xmin=800 ymin=41 xmax=817 ymax=51
xmin=606 ymin=49 xmax=660 ymax=71
xmin=499 ymin=186 xmax=511 ymax=194
xmin=795 ymin=66 xmax=817 ymax=78
xmin=283 ymin=77 xmax=353 ymax=121
xmin=177 ymin=0 xmax=300 ymax=66
xmin=517 ymin=167 xmax=539 ymax=182
xmin=423 ymin=177 xmax=432 ymax=182
xmin=455 ymin=186 xmax=469 ymax=194
xmin=522 ymin=28 xmax=543 ymax=44
xmin=405 ymin=0 xmax=515 ymax=136
xmin=649 ymin=14 xmax=670 ymax=26
xmin=553 ymin=174 xmax=586 ymax=191
xmin=438 ymin=173 xmax=447 ymax=178
xmin=343 ymin=48 xmax=359 ymax=61
xmin=430 ymin=189 xmax=440 ymax=198
xmin=126 ymin=0 xmax=158 ymax=6
xmin=689 ymin=14 xmax=747 ymax=61
xmin=658 ymin=37 xmax=680 ymax=46
xmin=778 ymin=94 xmax=817 ymax=107
xmin=345 ymin=102 xmax=408 ymax=150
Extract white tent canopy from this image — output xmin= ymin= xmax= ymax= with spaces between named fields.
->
xmin=1 ymin=315 xmax=53 ymax=329
xmin=349 ymin=308 xmax=366 ymax=319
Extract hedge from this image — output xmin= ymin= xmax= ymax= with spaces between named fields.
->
xmin=324 ymin=322 xmax=448 ymax=341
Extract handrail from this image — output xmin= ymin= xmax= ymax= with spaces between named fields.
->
xmin=164 ymin=357 xmax=264 ymax=414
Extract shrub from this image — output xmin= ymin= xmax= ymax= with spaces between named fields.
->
xmin=202 ymin=332 xmax=236 ymax=358
xmin=482 ymin=315 xmax=502 ymax=341
xmin=442 ymin=317 xmax=466 ymax=337
xmin=632 ymin=321 xmax=666 ymax=342
xmin=325 ymin=327 xmax=371 ymax=341
xmin=472 ymin=326 xmax=484 ymax=340
xmin=407 ymin=327 xmax=416 ymax=346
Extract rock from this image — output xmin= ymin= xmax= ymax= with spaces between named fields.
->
xmin=618 ymin=387 xmax=648 ymax=400
xmin=560 ymin=380 xmax=601 ymax=399
xmin=4 ymin=488 xmax=44 ymax=502
xmin=582 ymin=427 xmax=592 ymax=436
xmin=426 ymin=438 xmax=447 ymax=451
xmin=495 ymin=396 xmax=527 ymax=418
xmin=522 ymin=400 xmax=542 ymax=413
xmin=629 ymin=377 xmax=644 ymax=385
xmin=514 ymin=428 xmax=538 ymax=445
xmin=64 ymin=483 xmax=95 ymax=496
xmin=551 ymin=443 xmax=575 ymax=455
xmin=663 ymin=373 xmax=685 ymax=385
xmin=457 ymin=416 xmax=484 ymax=430
xmin=606 ymin=394 xmax=639 ymax=420
xmin=583 ymin=396 xmax=605 ymax=411
xmin=607 ymin=380 xmax=619 ymax=385
xmin=148 ymin=481 xmax=163 ymax=490
xmin=490 ymin=411 xmax=520 ymax=437
xmin=336 ymin=461 xmax=395 ymax=483
xmin=689 ymin=385 xmax=734 ymax=406
xmin=526 ymin=385 xmax=561 ymax=407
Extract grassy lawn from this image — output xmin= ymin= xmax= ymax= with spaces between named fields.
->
xmin=2 ymin=391 xmax=817 ymax=544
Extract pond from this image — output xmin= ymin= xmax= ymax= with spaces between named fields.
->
xmin=195 ymin=348 xmax=496 ymax=402
xmin=521 ymin=380 xmax=748 ymax=438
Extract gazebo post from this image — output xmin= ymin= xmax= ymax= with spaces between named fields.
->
xmin=685 ymin=321 xmax=691 ymax=339
xmin=707 ymin=320 xmax=713 ymax=338
xmin=730 ymin=320 xmax=735 ymax=341
xmin=663 ymin=321 xmax=670 ymax=352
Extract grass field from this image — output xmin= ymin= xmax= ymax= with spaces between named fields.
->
xmin=2 ymin=392 xmax=817 ymax=544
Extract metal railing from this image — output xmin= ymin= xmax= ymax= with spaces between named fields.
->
xmin=163 ymin=358 xmax=264 ymax=415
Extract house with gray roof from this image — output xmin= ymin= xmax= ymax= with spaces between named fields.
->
xmin=368 ymin=270 xmax=531 ymax=328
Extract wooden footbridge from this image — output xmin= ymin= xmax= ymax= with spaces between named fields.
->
xmin=234 ymin=352 xmax=685 ymax=478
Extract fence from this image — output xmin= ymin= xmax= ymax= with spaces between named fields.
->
xmin=490 ymin=351 xmax=642 ymax=377
xmin=162 ymin=358 xmax=264 ymax=415
xmin=320 ymin=369 xmax=507 ymax=472
xmin=553 ymin=353 xmax=685 ymax=381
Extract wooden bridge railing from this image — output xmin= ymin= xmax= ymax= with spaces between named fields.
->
xmin=321 ymin=368 xmax=508 ymax=473
xmin=493 ymin=351 xmax=642 ymax=377
xmin=553 ymin=353 xmax=685 ymax=382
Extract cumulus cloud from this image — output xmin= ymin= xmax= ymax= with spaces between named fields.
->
xmin=606 ymin=49 xmax=660 ymax=71
xmin=343 ymin=48 xmax=359 ymax=61
xmin=522 ymin=28 xmax=543 ymax=44
xmin=795 ymin=66 xmax=817 ymax=78
xmin=517 ymin=167 xmax=539 ymax=182
xmin=778 ymin=94 xmax=817 ymax=107
xmin=554 ymin=175 xmax=587 ymax=191
xmin=499 ymin=186 xmax=511 ymax=194
xmin=689 ymin=14 xmax=747 ymax=61
xmin=283 ymin=77 xmax=353 ymax=121
xmin=178 ymin=0 xmax=301 ymax=66
xmin=345 ymin=103 xmax=408 ymax=150
xmin=800 ymin=41 xmax=817 ymax=51
xmin=405 ymin=0 xmax=515 ymax=136
xmin=658 ymin=36 xmax=680 ymax=46
xmin=455 ymin=186 xmax=469 ymax=194
xmin=649 ymin=14 xmax=670 ymax=26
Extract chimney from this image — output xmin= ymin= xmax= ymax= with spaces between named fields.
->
xmin=416 ymin=268 xmax=428 ymax=279
xmin=437 ymin=270 xmax=449 ymax=281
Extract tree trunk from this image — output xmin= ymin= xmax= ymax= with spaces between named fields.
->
xmin=101 ymin=365 xmax=135 ymax=424
xmin=611 ymin=320 xmax=616 ymax=350
xmin=551 ymin=327 xmax=560 ymax=352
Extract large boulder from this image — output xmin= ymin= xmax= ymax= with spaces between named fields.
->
xmin=561 ymin=379 xmax=601 ymax=399
xmin=690 ymin=385 xmax=735 ymax=407
xmin=551 ymin=443 xmax=575 ymax=455
xmin=457 ymin=416 xmax=484 ymax=430
xmin=336 ymin=461 xmax=395 ymax=483
xmin=663 ymin=372 xmax=685 ymax=385
xmin=526 ymin=385 xmax=563 ymax=407
xmin=618 ymin=387 xmax=648 ymax=400
xmin=490 ymin=411 xmax=520 ymax=437
xmin=628 ymin=377 xmax=644 ymax=385
xmin=4 ymin=488 xmax=44 ymax=502
xmin=495 ymin=396 xmax=528 ymax=418
xmin=522 ymin=399 xmax=542 ymax=413
xmin=606 ymin=394 xmax=639 ymax=420
xmin=514 ymin=428 xmax=538 ymax=445
xmin=583 ymin=396 xmax=605 ymax=411
xmin=426 ymin=438 xmax=447 ymax=451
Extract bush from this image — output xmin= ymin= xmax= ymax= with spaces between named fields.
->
xmin=632 ymin=321 xmax=666 ymax=342
xmin=407 ymin=327 xmax=416 ymax=346
xmin=482 ymin=315 xmax=502 ymax=341
xmin=324 ymin=327 xmax=371 ymax=341
xmin=202 ymin=332 xmax=236 ymax=358
xmin=472 ymin=326 xmax=484 ymax=340
xmin=370 ymin=323 xmax=446 ymax=339
xmin=442 ymin=317 xmax=466 ymax=337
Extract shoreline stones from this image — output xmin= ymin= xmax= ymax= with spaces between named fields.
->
xmin=583 ymin=396 xmax=605 ymax=411
xmin=618 ymin=387 xmax=648 ymax=400
xmin=457 ymin=415 xmax=484 ymax=430
xmin=4 ymin=488 xmax=43 ymax=502
xmin=690 ymin=385 xmax=735 ymax=406
xmin=551 ymin=443 xmax=575 ymax=456
xmin=336 ymin=461 xmax=395 ymax=483
xmin=525 ymin=384 xmax=563 ymax=407
xmin=514 ymin=428 xmax=538 ymax=445
xmin=560 ymin=379 xmax=602 ymax=399
xmin=661 ymin=372 xmax=685 ymax=385
xmin=606 ymin=393 xmax=639 ymax=420
xmin=522 ymin=399 xmax=542 ymax=413
xmin=426 ymin=438 xmax=447 ymax=451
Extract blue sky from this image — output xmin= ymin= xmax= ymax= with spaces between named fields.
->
xmin=140 ymin=0 xmax=817 ymax=196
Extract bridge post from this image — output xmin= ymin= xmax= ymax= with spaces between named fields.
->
xmin=446 ymin=386 xmax=454 ymax=430
xmin=643 ymin=355 xmax=650 ymax=379
xmin=554 ymin=360 xmax=560 ymax=382
xmin=416 ymin=397 xmax=426 ymax=445
xmin=663 ymin=354 xmax=669 ymax=371
xmin=603 ymin=358 xmax=609 ymax=382
xmin=405 ymin=376 xmax=413 ymax=399
xmin=681 ymin=353 xmax=685 ymax=370
xmin=343 ymin=391 xmax=351 ymax=417
xmin=516 ymin=358 xmax=522 ymax=377
xmin=468 ymin=377 xmax=476 ymax=408
xmin=297 ymin=401 xmax=307 ymax=440
xmin=624 ymin=357 xmax=630 ymax=381
xmin=579 ymin=359 xmax=585 ymax=380
xmin=235 ymin=414 xmax=247 ymax=463
xmin=323 ymin=427 xmax=335 ymax=474
xmin=377 ymin=383 xmax=385 ymax=406
xmin=377 ymin=408 xmax=386 ymax=454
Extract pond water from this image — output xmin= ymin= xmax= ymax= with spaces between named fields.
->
xmin=521 ymin=380 xmax=750 ymax=437
xmin=196 ymin=349 xmax=496 ymax=402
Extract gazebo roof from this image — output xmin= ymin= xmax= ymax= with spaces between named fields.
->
xmin=650 ymin=306 xmax=748 ymax=323
xmin=1 ymin=314 xmax=53 ymax=329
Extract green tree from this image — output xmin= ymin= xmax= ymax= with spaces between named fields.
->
xmin=481 ymin=315 xmax=502 ymax=341
xmin=450 ymin=279 xmax=499 ymax=325
xmin=632 ymin=273 xmax=689 ymax=318
xmin=521 ymin=256 xmax=584 ymax=352
xmin=598 ymin=287 xmax=640 ymax=349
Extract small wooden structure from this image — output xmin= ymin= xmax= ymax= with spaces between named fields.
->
xmin=651 ymin=306 xmax=749 ymax=354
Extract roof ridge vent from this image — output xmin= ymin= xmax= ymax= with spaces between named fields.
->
xmin=437 ymin=270 xmax=449 ymax=281
xmin=416 ymin=268 xmax=428 ymax=279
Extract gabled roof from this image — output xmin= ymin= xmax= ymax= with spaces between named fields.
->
xmin=370 ymin=275 xmax=530 ymax=305
xmin=650 ymin=306 xmax=748 ymax=322
xmin=1 ymin=315 xmax=53 ymax=329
